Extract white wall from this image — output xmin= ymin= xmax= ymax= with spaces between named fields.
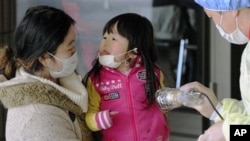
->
xmin=209 ymin=21 xmax=231 ymax=100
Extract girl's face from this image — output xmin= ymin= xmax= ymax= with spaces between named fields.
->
xmin=99 ymin=23 xmax=129 ymax=62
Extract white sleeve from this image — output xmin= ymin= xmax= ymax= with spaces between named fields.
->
xmin=6 ymin=104 xmax=81 ymax=141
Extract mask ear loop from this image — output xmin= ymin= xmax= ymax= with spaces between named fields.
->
xmin=48 ymin=52 xmax=63 ymax=62
xmin=124 ymin=48 xmax=138 ymax=66
xmin=219 ymin=12 xmax=224 ymax=26
xmin=235 ymin=16 xmax=239 ymax=30
xmin=124 ymin=59 xmax=129 ymax=66
xmin=132 ymin=48 xmax=138 ymax=54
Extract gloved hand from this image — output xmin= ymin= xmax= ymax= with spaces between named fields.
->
xmin=180 ymin=81 xmax=218 ymax=118
xmin=198 ymin=120 xmax=226 ymax=141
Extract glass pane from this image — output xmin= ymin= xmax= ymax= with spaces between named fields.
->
xmin=17 ymin=0 xmax=152 ymax=76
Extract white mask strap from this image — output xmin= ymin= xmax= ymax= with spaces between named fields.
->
xmin=236 ymin=17 xmax=239 ymax=29
xmin=115 ymin=48 xmax=138 ymax=57
xmin=219 ymin=13 xmax=224 ymax=26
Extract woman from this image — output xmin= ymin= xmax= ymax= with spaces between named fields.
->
xmin=180 ymin=0 xmax=250 ymax=141
xmin=0 ymin=6 xmax=92 ymax=141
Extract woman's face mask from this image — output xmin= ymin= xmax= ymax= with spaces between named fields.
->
xmin=98 ymin=48 xmax=137 ymax=68
xmin=48 ymin=52 xmax=78 ymax=78
xmin=215 ymin=13 xmax=249 ymax=45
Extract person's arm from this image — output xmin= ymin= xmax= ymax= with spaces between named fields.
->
xmin=212 ymin=98 xmax=245 ymax=121
xmin=180 ymin=81 xmax=218 ymax=118
xmin=85 ymin=78 xmax=113 ymax=131
xmin=216 ymin=99 xmax=250 ymax=141
xmin=180 ymin=82 xmax=250 ymax=141
xmin=6 ymin=104 xmax=81 ymax=141
xmin=198 ymin=121 xmax=226 ymax=141
xmin=200 ymin=101 xmax=250 ymax=141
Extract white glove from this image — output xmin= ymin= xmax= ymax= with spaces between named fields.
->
xmin=197 ymin=121 xmax=226 ymax=141
xmin=180 ymin=81 xmax=218 ymax=118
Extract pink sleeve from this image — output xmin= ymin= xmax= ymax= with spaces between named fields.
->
xmin=95 ymin=110 xmax=113 ymax=129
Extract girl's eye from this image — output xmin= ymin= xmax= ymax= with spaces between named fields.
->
xmin=103 ymin=36 xmax=107 ymax=39
xmin=112 ymin=38 xmax=116 ymax=41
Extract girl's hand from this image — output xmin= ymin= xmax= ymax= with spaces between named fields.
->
xmin=110 ymin=111 xmax=119 ymax=116
xmin=96 ymin=110 xmax=119 ymax=130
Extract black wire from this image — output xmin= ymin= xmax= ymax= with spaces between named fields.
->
xmin=200 ymin=93 xmax=224 ymax=120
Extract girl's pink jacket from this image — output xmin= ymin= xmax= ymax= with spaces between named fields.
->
xmin=85 ymin=57 xmax=170 ymax=141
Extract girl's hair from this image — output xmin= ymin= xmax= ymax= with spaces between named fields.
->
xmin=83 ymin=13 xmax=160 ymax=103
xmin=0 ymin=43 xmax=16 ymax=80
xmin=13 ymin=5 xmax=75 ymax=74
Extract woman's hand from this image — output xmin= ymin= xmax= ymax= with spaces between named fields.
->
xmin=180 ymin=81 xmax=218 ymax=118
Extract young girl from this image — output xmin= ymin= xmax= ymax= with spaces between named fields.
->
xmin=83 ymin=13 xmax=170 ymax=141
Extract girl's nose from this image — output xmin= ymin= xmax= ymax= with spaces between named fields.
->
xmin=103 ymin=40 xmax=110 ymax=47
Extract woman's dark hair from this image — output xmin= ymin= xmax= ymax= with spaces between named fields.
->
xmin=83 ymin=13 xmax=160 ymax=104
xmin=13 ymin=5 xmax=75 ymax=74
xmin=0 ymin=43 xmax=16 ymax=80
